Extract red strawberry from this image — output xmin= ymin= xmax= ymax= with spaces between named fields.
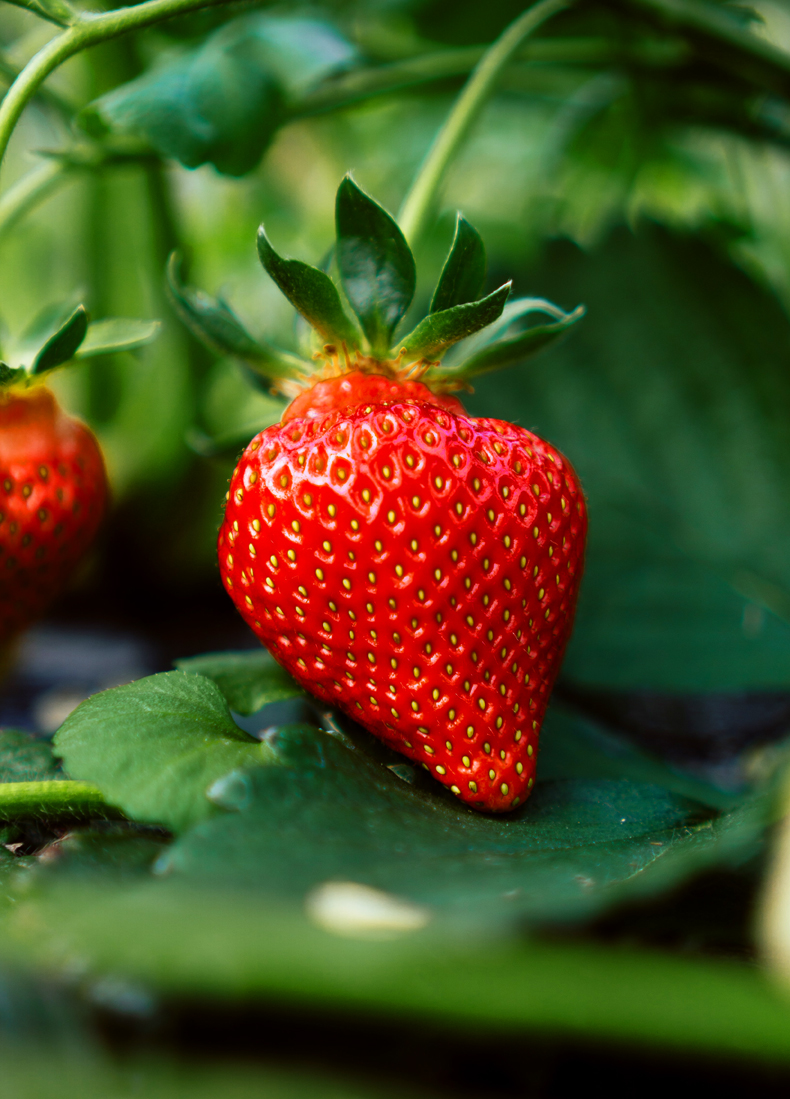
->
xmin=0 ymin=385 xmax=107 ymax=645
xmin=218 ymin=371 xmax=586 ymax=813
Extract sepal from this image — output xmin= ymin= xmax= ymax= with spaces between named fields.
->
xmin=168 ymin=253 xmax=306 ymax=380
xmin=257 ymin=228 xmax=360 ymax=351
xmin=32 ymin=305 xmax=89 ymax=374
xmin=430 ymin=298 xmax=585 ymax=383
xmin=0 ymin=363 xmax=25 ymax=386
xmin=336 ymin=176 xmax=416 ymax=354
xmin=399 ymin=283 xmax=511 ymax=362
xmin=431 ymin=214 xmax=486 ymax=313
xmin=75 ymin=318 xmax=161 ymax=358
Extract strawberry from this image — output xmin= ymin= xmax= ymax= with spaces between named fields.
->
xmin=0 ymin=301 xmax=159 ymax=651
xmin=174 ymin=177 xmax=586 ymax=811
xmin=0 ymin=384 xmax=107 ymax=645
xmin=220 ymin=371 xmax=585 ymax=811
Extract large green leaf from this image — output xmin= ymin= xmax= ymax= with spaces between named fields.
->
xmin=466 ymin=224 xmax=790 ymax=690
xmin=335 ymin=177 xmax=416 ymax=354
xmin=54 ymin=672 xmax=275 ymax=833
xmin=398 ymin=283 xmax=511 ymax=361
xmin=430 ymin=214 xmax=487 ymax=313
xmin=257 ymin=228 xmax=360 ymax=349
xmin=175 ymin=649 xmax=305 ymax=715
xmin=78 ymin=14 xmax=357 ymax=176
xmin=156 ymin=710 xmax=748 ymax=927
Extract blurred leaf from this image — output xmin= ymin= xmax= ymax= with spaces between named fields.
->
xmin=78 ymin=14 xmax=357 ymax=176
xmin=398 ymin=282 xmax=511 ymax=361
xmin=1 ymin=1042 xmax=400 ymax=1099
xmin=54 ymin=672 xmax=275 ymax=833
xmin=175 ymin=649 xmax=305 ymax=715
xmin=431 ymin=214 xmax=487 ymax=313
xmin=336 ymin=177 xmax=416 ymax=354
xmin=74 ymin=318 xmax=161 ymax=359
xmin=31 ymin=305 xmax=88 ymax=374
xmin=7 ymin=876 xmax=790 ymax=1063
xmin=467 ymin=224 xmax=790 ymax=689
xmin=167 ymin=254 xmax=304 ymax=378
xmin=79 ymin=38 xmax=282 ymax=177
xmin=257 ymin=228 xmax=360 ymax=349
xmin=0 ymin=730 xmax=59 ymax=783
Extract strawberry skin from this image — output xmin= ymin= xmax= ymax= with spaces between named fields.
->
xmin=0 ymin=386 xmax=107 ymax=643
xmin=219 ymin=381 xmax=586 ymax=812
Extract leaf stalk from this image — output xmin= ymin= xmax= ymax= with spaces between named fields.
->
xmin=397 ymin=0 xmax=570 ymax=250
xmin=0 ymin=779 xmax=119 ymax=819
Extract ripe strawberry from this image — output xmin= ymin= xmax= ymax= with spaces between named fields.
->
xmin=219 ymin=372 xmax=585 ymax=812
xmin=0 ymin=385 xmax=107 ymax=644
xmin=177 ymin=177 xmax=586 ymax=812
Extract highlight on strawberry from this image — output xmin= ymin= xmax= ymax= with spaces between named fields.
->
xmin=0 ymin=305 xmax=160 ymax=652
xmin=170 ymin=176 xmax=586 ymax=813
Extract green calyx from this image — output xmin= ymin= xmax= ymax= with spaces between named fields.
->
xmin=0 ymin=301 xmax=161 ymax=389
xmin=169 ymin=175 xmax=585 ymax=398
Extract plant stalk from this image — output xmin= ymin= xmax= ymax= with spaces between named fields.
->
xmin=0 ymin=779 xmax=120 ymax=819
xmin=397 ymin=0 xmax=570 ymax=249
xmin=0 ymin=0 xmax=229 ymax=179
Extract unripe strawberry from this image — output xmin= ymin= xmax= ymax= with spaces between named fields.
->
xmin=0 ymin=385 xmax=107 ymax=644
xmin=175 ymin=177 xmax=586 ymax=811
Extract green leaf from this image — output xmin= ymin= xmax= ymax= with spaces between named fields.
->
xmin=31 ymin=305 xmax=88 ymax=374
xmin=79 ymin=29 xmax=283 ymax=178
xmin=74 ymin=318 xmax=161 ymax=359
xmin=434 ymin=298 xmax=585 ymax=382
xmin=78 ymin=14 xmax=356 ymax=176
xmin=0 ymin=729 xmax=59 ymax=783
xmin=175 ymin=650 xmax=305 ymax=715
xmin=430 ymin=214 xmax=487 ymax=313
xmin=54 ymin=672 xmax=276 ymax=833
xmin=167 ymin=254 xmax=306 ymax=379
xmin=257 ymin=228 xmax=360 ymax=349
xmin=0 ymin=1042 xmax=405 ymax=1099
xmin=8 ymin=876 xmax=790 ymax=1064
xmin=465 ymin=224 xmax=790 ymax=690
xmin=398 ymin=282 xmax=511 ymax=362
xmin=335 ymin=177 xmax=416 ymax=353
xmin=157 ymin=714 xmax=723 ymax=926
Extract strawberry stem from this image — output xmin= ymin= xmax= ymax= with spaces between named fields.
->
xmin=0 ymin=779 xmax=121 ymax=820
xmin=397 ymin=0 xmax=571 ymax=252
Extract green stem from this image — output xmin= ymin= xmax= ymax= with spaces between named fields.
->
xmin=0 ymin=780 xmax=119 ymax=819
xmin=397 ymin=0 xmax=570 ymax=248
xmin=0 ymin=158 xmax=70 ymax=237
xmin=0 ymin=0 xmax=229 ymax=178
